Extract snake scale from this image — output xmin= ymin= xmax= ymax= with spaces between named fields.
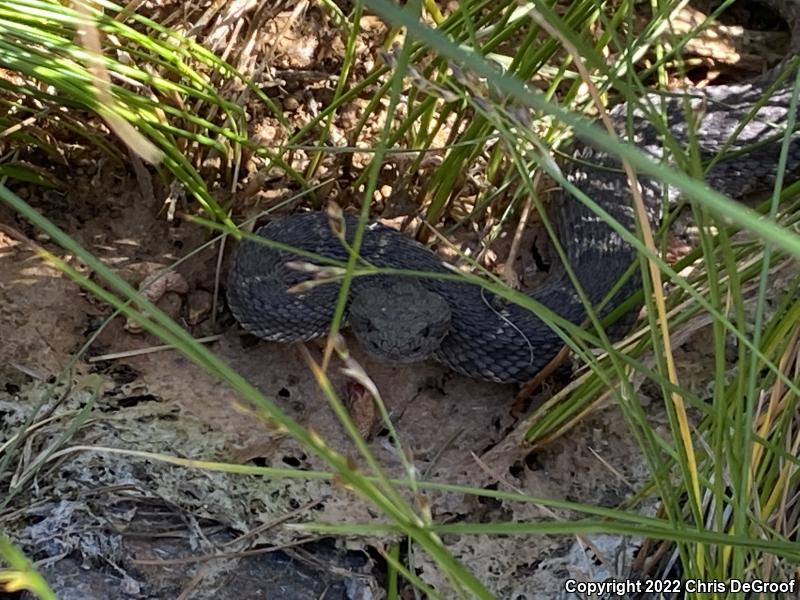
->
xmin=228 ymin=0 xmax=800 ymax=383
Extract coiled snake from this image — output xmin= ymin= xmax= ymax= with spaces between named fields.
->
xmin=228 ymin=0 xmax=800 ymax=383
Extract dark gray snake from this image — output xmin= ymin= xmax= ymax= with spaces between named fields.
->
xmin=228 ymin=0 xmax=800 ymax=383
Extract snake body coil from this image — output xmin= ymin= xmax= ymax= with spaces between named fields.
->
xmin=228 ymin=2 xmax=800 ymax=383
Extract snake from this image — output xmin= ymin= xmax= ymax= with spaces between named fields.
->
xmin=227 ymin=0 xmax=800 ymax=383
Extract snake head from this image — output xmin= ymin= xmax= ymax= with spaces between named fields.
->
xmin=349 ymin=281 xmax=451 ymax=363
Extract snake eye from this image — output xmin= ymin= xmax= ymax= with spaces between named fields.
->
xmin=420 ymin=326 xmax=430 ymax=337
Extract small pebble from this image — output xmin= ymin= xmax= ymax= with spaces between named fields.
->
xmin=187 ymin=290 xmax=213 ymax=325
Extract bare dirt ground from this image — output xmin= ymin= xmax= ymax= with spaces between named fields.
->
xmin=0 ymin=1 xmax=795 ymax=599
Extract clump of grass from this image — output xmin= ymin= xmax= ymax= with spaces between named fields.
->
xmin=0 ymin=0 xmax=275 ymax=223
xmin=361 ymin=0 xmax=800 ymax=591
